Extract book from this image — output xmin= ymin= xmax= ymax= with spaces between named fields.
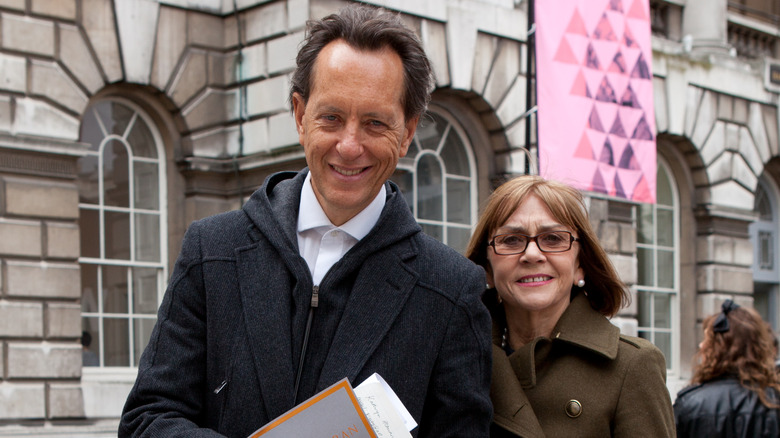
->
xmin=247 ymin=374 xmax=415 ymax=438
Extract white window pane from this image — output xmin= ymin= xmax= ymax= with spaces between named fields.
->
xmin=417 ymin=113 xmax=446 ymax=151
xmin=656 ymin=208 xmax=674 ymax=247
xmin=105 ymin=211 xmax=130 ymax=260
xmin=133 ymin=268 xmax=159 ymax=314
xmin=104 ymin=318 xmax=129 ymax=366
xmin=79 ymin=209 xmax=100 ymax=258
xmin=82 ymin=319 xmax=101 ymax=367
xmin=440 ymin=133 xmax=469 ymax=176
xmin=654 ymin=332 xmax=672 ymax=363
xmin=78 ymin=155 xmax=100 ymax=204
xmin=417 ymin=155 xmax=443 ymax=221
xmin=103 ymin=265 xmax=128 ymax=314
xmin=637 ymin=203 xmax=654 ymax=244
xmin=654 ymin=293 xmax=672 ymax=328
xmin=446 ymin=178 xmax=470 ymax=224
xmin=102 ymin=140 xmax=130 ymax=207
xmin=447 ymin=227 xmax=471 ymax=255
xmin=637 ymin=247 xmax=655 ymax=286
xmin=656 ymin=164 xmax=673 ymax=206
xmin=127 ymin=117 xmax=157 ymax=158
xmin=657 ymin=249 xmax=674 ymax=289
xmin=134 ymin=162 xmax=159 ymax=210
xmin=81 ymin=264 xmax=99 ymax=313
xmin=133 ymin=319 xmax=156 ymax=367
xmin=638 ymin=290 xmax=652 ymax=327
xmin=135 ymin=213 xmax=161 ymax=262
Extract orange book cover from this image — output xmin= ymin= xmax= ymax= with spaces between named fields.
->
xmin=248 ymin=378 xmax=377 ymax=438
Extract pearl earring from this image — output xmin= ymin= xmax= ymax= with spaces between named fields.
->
xmin=577 ymin=279 xmax=585 ymax=288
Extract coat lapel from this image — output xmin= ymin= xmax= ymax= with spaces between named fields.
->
xmin=317 ymin=245 xmax=417 ymax=387
xmin=553 ymin=292 xmax=619 ymax=360
xmin=491 ymin=345 xmax=546 ymax=438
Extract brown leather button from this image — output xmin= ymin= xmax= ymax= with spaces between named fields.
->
xmin=565 ymin=399 xmax=582 ymax=418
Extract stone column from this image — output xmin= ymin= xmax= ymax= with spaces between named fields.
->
xmin=694 ymin=206 xmax=755 ymax=331
xmin=681 ymin=0 xmax=730 ymax=55
xmin=0 ymin=136 xmax=86 ymax=422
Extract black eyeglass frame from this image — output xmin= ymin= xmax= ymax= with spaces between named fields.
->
xmin=488 ymin=230 xmax=579 ymax=255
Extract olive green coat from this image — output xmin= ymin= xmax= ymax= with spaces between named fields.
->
xmin=490 ymin=292 xmax=676 ymax=437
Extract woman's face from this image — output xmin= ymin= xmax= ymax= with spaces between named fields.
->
xmin=486 ymin=194 xmax=583 ymax=318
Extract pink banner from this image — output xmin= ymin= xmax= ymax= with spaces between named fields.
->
xmin=536 ymin=0 xmax=656 ymax=203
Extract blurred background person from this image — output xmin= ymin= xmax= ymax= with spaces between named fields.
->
xmin=466 ymin=175 xmax=675 ymax=437
xmin=674 ymin=299 xmax=780 ymax=437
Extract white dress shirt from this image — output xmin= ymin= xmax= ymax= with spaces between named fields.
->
xmin=297 ymin=172 xmax=385 ymax=285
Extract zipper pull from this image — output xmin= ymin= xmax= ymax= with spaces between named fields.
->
xmin=311 ymin=285 xmax=319 ymax=308
xmin=214 ymin=379 xmax=228 ymax=394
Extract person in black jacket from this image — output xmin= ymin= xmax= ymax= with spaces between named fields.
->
xmin=674 ymin=299 xmax=780 ymax=437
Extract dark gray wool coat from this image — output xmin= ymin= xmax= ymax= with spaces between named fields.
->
xmin=119 ymin=169 xmax=493 ymax=438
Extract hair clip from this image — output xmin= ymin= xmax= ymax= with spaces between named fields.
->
xmin=712 ymin=299 xmax=740 ymax=333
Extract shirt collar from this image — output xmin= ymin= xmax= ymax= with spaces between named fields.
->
xmin=297 ymin=172 xmax=386 ymax=241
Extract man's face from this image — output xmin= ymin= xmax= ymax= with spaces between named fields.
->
xmin=292 ymin=40 xmax=418 ymax=226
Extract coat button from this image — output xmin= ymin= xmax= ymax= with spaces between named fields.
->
xmin=565 ymin=399 xmax=582 ymax=418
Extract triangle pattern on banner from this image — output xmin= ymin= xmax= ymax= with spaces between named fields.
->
xmin=592 ymin=168 xmax=607 ymax=195
xmin=609 ymin=0 xmax=624 ymax=13
xmin=618 ymin=143 xmax=641 ymax=169
xmin=566 ymin=8 xmax=589 ymax=36
xmin=630 ymin=52 xmax=651 ymax=79
xmin=586 ymin=43 xmax=601 ymax=70
xmin=632 ymin=174 xmax=651 ymax=202
xmin=609 ymin=51 xmax=627 ymax=73
xmin=620 ymin=84 xmax=640 ymax=109
xmin=555 ymin=37 xmax=580 ymax=64
xmin=588 ymin=106 xmax=605 ymax=131
xmin=571 ymin=69 xmax=592 ymax=97
xmin=600 ymin=137 xmax=615 ymax=165
xmin=595 ymin=76 xmax=617 ymax=103
xmin=623 ymin=23 xmax=637 ymax=47
xmin=594 ymin=12 xmax=617 ymax=41
xmin=615 ymin=174 xmax=627 ymax=199
xmin=627 ymin=0 xmax=649 ymax=21
xmin=610 ymin=113 xmax=627 ymax=137
xmin=632 ymin=115 xmax=654 ymax=140
xmin=575 ymin=132 xmax=594 ymax=159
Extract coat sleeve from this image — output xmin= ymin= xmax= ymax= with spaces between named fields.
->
xmin=118 ymin=222 xmax=226 ymax=438
xmin=416 ymin=266 xmax=493 ymax=438
xmin=612 ymin=341 xmax=676 ymax=438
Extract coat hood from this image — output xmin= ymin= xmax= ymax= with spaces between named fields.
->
xmin=241 ymin=169 xmax=423 ymax=265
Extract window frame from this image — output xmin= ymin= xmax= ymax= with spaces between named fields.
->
xmin=78 ymin=97 xmax=168 ymax=370
xmin=750 ymin=177 xmax=780 ymax=330
xmin=635 ymin=156 xmax=681 ymax=376
xmin=392 ymin=105 xmax=478 ymax=253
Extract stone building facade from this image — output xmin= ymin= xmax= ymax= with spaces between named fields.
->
xmin=0 ymin=0 xmax=777 ymax=435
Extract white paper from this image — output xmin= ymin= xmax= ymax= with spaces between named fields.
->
xmin=354 ymin=373 xmax=416 ymax=438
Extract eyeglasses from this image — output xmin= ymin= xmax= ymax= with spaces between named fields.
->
xmin=488 ymin=231 xmax=579 ymax=255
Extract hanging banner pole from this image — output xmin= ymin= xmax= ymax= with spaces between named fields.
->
xmin=524 ymin=0 xmax=537 ymax=175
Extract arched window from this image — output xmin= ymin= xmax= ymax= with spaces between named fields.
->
xmin=391 ymin=107 xmax=477 ymax=253
xmin=750 ymin=177 xmax=779 ymax=330
xmin=78 ymin=98 xmax=167 ymax=368
xmin=636 ymin=157 xmax=680 ymax=374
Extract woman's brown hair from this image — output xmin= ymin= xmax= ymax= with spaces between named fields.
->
xmin=693 ymin=303 xmax=780 ymax=408
xmin=465 ymin=175 xmax=628 ymax=317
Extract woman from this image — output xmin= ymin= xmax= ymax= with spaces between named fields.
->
xmin=466 ymin=175 xmax=675 ymax=437
xmin=674 ymin=300 xmax=780 ymax=437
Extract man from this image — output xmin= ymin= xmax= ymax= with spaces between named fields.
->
xmin=119 ymin=5 xmax=491 ymax=437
